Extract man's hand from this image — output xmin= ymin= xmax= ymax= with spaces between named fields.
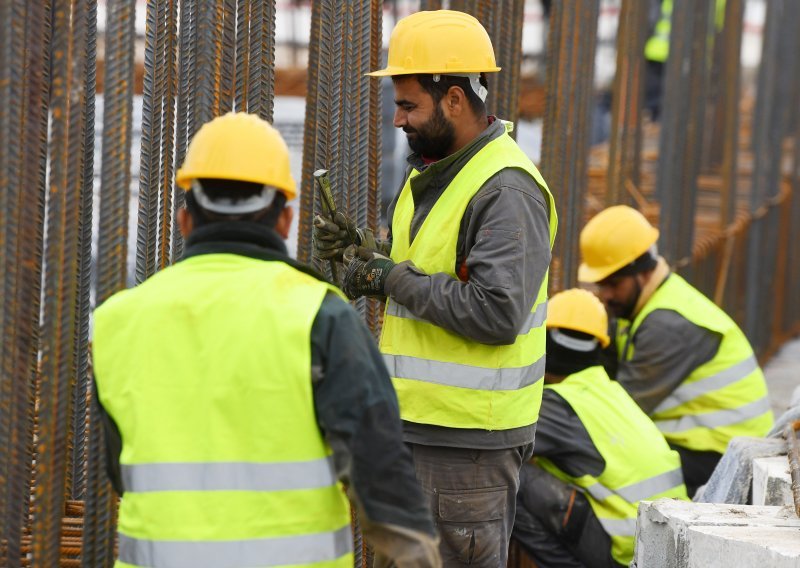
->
xmin=312 ymin=212 xmax=361 ymax=262
xmin=341 ymin=245 xmax=395 ymax=300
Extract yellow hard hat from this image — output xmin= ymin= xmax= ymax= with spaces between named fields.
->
xmin=366 ymin=10 xmax=500 ymax=77
xmin=578 ymin=205 xmax=659 ymax=283
xmin=547 ymin=289 xmax=610 ymax=347
xmin=176 ymin=112 xmax=297 ymax=201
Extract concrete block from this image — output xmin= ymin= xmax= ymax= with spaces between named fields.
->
xmin=633 ymin=499 xmax=800 ymax=568
xmin=753 ymin=456 xmax=793 ymax=507
xmin=685 ymin=525 xmax=800 ymax=567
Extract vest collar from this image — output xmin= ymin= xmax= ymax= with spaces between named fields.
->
xmin=183 ymin=222 xmax=329 ymax=283
xmin=633 ymin=256 xmax=670 ymax=318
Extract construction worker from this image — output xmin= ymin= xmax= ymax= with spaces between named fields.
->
xmin=578 ymin=205 xmax=773 ymax=496
xmin=91 ymin=112 xmax=440 ymax=568
xmin=312 ymin=10 xmax=556 ymax=566
xmin=513 ymin=289 xmax=688 ymax=568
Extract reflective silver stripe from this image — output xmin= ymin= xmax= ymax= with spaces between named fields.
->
xmin=653 ymin=356 xmax=759 ymax=413
xmin=385 ymin=300 xmax=547 ymax=335
xmin=615 ymin=468 xmax=683 ymax=502
xmin=384 ymin=353 xmax=545 ymax=391
xmin=119 ymin=525 xmax=352 ymax=568
xmin=122 ymin=457 xmax=336 ymax=493
xmin=656 ymin=397 xmax=772 ymax=434
xmin=584 ymin=482 xmax=614 ymax=502
xmin=597 ymin=517 xmax=637 ymax=537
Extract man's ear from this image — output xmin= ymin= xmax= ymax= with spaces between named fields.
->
xmin=177 ymin=207 xmax=193 ymax=238
xmin=275 ymin=206 xmax=294 ymax=240
xmin=444 ymin=85 xmax=467 ymax=118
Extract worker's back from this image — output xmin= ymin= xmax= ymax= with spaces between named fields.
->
xmin=537 ymin=365 xmax=688 ymax=565
xmin=93 ymin=253 xmax=353 ymax=567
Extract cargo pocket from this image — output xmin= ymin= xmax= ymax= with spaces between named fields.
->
xmin=437 ymin=486 xmax=507 ymax=566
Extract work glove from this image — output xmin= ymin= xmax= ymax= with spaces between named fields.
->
xmin=312 ymin=212 xmax=363 ymax=262
xmin=341 ymin=245 xmax=395 ymax=300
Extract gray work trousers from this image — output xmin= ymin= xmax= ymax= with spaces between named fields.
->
xmin=512 ymin=462 xmax=624 ymax=568
xmin=408 ymin=443 xmax=533 ymax=568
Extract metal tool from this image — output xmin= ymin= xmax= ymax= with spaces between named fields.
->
xmin=314 ymin=168 xmax=341 ymax=282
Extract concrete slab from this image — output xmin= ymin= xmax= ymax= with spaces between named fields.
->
xmin=685 ymin=525 xmax=800 ymax=567
xmin=753 ymin=456 xmax=793 ymax=507
xmin=633 ymin=499 xmax=800 ymax=567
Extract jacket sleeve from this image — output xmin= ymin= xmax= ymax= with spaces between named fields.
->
xmin=384 ymin=168 xmax=552 ymax=346
xmin=310 ymin=293 xmax=435 ymax=537
xmin=534 ymin=390 xmax=605 ymax=478
xmin=92 ymin=379 xmax=124 ymax=496
xmin=615 ymin=309 xmax=722 ymax=414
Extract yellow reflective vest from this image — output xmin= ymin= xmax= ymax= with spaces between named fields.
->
xmin=616 ymin=274 xmax=773 ymax=453
xmin=93 ymin=254 xmax=353 ymax=568
xmin=538 ymin=366 xmax=688 ymax=566
xmin=381 ymin=126 xmax=557 ymax=430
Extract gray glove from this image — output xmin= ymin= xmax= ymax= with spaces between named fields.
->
xmin=312 ymin=212 xmax=363 ymax=262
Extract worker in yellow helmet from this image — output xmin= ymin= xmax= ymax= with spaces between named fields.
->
xmin=312 ymin=10 xmax=557 ymax=566
xmin=91 ymin=112 xmax=440 ymax=568
xmin=512 ymin=289 xmax=688 ymax=567
xmin=578 ymin=205 xmax=773 ymax=496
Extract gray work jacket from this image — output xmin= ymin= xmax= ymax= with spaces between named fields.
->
xmin=384 ymin=118 xmax=553 ymax=450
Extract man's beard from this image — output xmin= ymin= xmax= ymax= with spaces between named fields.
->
xmin=606 ymin=279 xmax=641 ymax=321
xmin=404 ymin=104 xmax=456 ymax=160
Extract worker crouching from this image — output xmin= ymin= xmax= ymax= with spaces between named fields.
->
xmin=513 ymin=289 xmax=688 ymax=568
xmin=92 ymin=112 xmax=440 ymax=568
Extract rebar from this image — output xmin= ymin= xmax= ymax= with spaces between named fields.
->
xmin=1 ymin=1 xmax=50 ymax=563
xmin=656 ymin=0 xmax=713 ymax=271
xmin=784 ymin=420 xmax=800 ymax=517
xmin=220 ymin=0 xmax=236 ymax=114
xmin=195 ymin=0 xmax=223 ymax=125
xmin=745 ymin=0 xmax=789 ymax=352
xmin=607 ymin=0 xmax=647 ymax=205
xmin=34 ymin=0 xmax=91 ymax=562
xmin=247 ymin=0 xmax=276 ymax=120
xmin=540 ymin=0 xmax=600 ymax=292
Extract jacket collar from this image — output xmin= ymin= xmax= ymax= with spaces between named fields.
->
xmin=183 ymin=221 xmax=329 ymax=283
xmin=633 ymin=256 xmax=671 ymax=318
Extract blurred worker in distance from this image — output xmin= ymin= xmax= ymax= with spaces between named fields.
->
xmin=512 ymin=289 xmax=688 ymax=568
xmin=578 ymin=205 xmax=773 ymax=497
xmin=91 ymin=112 xmax=440 ymax=568
xmin=312 ymin=10 xmax=557 ymax=566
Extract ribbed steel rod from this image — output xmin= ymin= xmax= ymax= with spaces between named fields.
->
xmin=297 ymin=0 xmax=323 ymax=264
xmin=234 ymin=0 xmax=251 ymax=111
xmin=744 ymin=0 xmax=788 ymax=351
xmin=219 ymin=0 xmax=236 ymax=114
xmin=1 ymin=1 xmax=50 ymax=564
xmin=34 ymin=0 xmax=90 ymax=562
xmin=541 ymin=0 xmax=600 ymax=292
xmin=158 ymin=0 xmax=179 ymax=270
xmin=195 ymin=0 xmax=223 ymax=126
xmin=656 ymin=0 xmax=712 ymax=269
xmin=607 ymin=0 xmax=647 ymax=206
xmin=247 ymin=0 xmax=276 ymax=120
xmin=69 ymin=0 xmax=97 ymax=504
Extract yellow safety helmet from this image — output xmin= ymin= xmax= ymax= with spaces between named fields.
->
xmin=176 ymin=112 xmax=297 ymax=201
xmin=547 ymin=289 xmax=610 ymax=348
xmin=366 ymin=10 xmax=500 ymax=77
xmin=578 ymin=205 xmax=659 ymax=283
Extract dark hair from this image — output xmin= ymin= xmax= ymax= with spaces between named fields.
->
xmin=545 ymin=328 xmax=601 ymax=377
xmin=607 ymin=249 xmax=659 ymax=279
xmin=413 ymin=73 xmax=487 ymax=116
xmin=184 ymin=178 xmax=287 ymax=228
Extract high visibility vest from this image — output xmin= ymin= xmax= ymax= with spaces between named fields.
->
xmin=93 ymin=254 xmax=353 ymax=568
xmin=538 ymin=366 xmax=688 ymax=566
xmin=645 ymin=0 xmax=727 ymax=63
xmin=380 ymin=124 xmax=557 ymax=430
xmin=617 ymin=274 xmax=773 ymax=453
xmin=645 ymin=0 xmax=672 ymax=62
